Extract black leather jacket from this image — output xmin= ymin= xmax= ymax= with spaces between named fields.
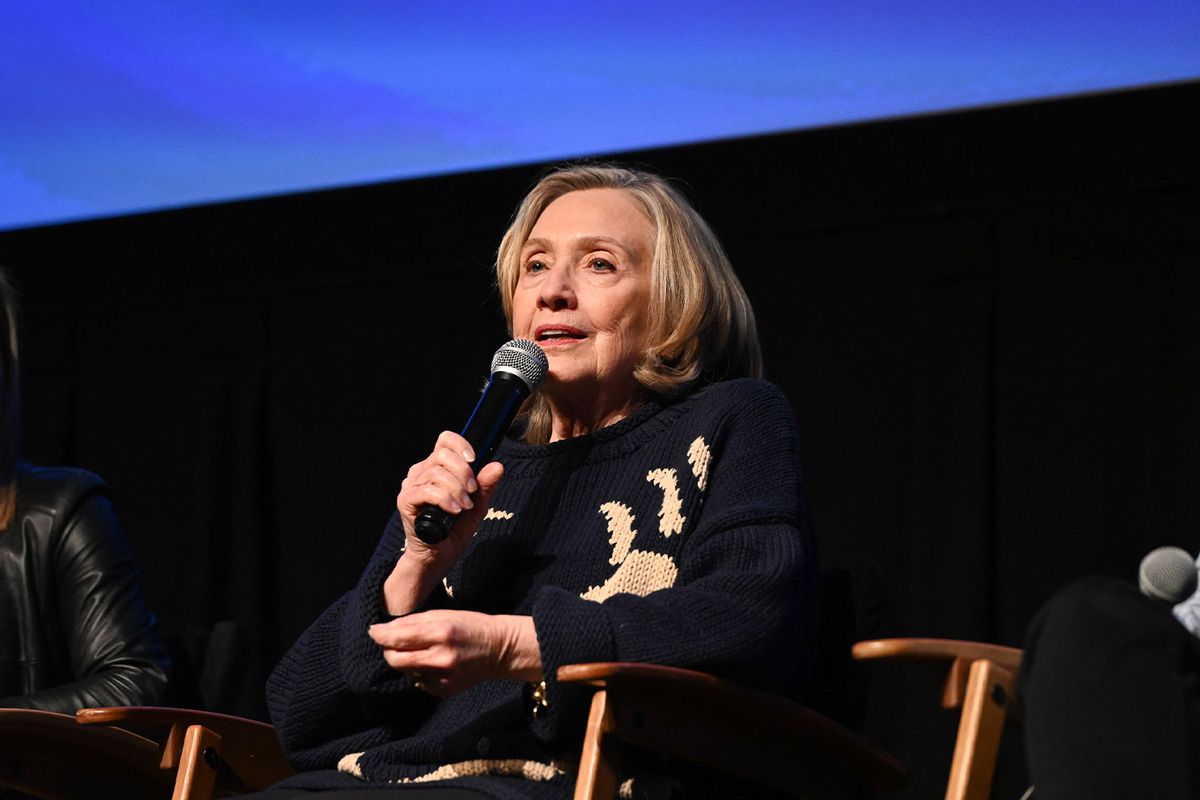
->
xmin=0 ymin=463 xmax=169 ymax=713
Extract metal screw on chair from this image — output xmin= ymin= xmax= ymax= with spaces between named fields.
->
xmin=203 ymin=746 xmax=218 ymax=766
xmin=990 ymin=684 xmax=1007 ymax=706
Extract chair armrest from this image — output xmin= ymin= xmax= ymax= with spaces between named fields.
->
xmin=78 ymin=706 xmax=275 ymax=743
xmin=851 ymin=638 xmax=1022 ymax=672
xmin=558 ymin=662 xmax=907 ymax=795
xmin=852 ymin=638 xmax=1023 ymax=711
xmin=77 ymin=706 xmax=293 ymax=791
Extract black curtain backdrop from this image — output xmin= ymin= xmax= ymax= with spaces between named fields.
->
xmin=2 ymin=81 xmax=1197 ymax=798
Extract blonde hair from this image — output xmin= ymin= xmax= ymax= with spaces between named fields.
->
xmin=496 ymin=164 xmax=762 ymax=443
xmin=0 ymin=269 xmax=19 ymax=528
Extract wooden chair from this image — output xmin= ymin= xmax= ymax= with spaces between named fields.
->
xmin=74 ymin=706 xmax=294 ymax=799
xmin=853 ymin=638 xmax=1024 ymax=800
xmin=558 ymin=662 xmax=908 ymax=799
xmin=0 ymin=707 xmax=174 ymax=799
xmin=0 ymin=619 xmax=286 ymax=800
xmin=559 ymin=638 xmax=1025 ymax=800
xmin=1 ymin=639 xmax=1020 ymax=800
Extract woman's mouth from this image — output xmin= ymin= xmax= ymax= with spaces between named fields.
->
xmin=534 ymin=325 xmax=586 ymax=345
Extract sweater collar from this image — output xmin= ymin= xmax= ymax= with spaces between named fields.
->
xmin=499 ymin=394 xmax=675 ymax=464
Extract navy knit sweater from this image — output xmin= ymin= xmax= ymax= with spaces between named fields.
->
xmin=266 ymin=379 xmax=817 ymax=798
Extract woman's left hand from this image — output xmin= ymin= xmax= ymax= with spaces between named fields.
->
xmin=368 ymin=610 xmax=542 ymax=697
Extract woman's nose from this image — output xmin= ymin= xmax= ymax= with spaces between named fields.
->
xmin=537 ymin=267 xmax=576 ymax=310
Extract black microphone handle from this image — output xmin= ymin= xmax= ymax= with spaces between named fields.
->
xmin=413 ymin=371 xmax=530 ymax=544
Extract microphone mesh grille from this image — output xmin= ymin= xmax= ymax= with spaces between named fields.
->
xmin=490 ymin=339 xmax=549 ymax=392
xmin=1139 ymin=546 xmax=1199 ymax=604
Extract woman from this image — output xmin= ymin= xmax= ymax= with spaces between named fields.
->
xmin=0 ymin=269 xmax=170 ymax=713
xmin=264 ymin=165 xmax=817 ymax=798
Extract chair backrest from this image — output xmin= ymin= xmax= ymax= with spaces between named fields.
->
xmin=853 ymin=638 xmax=1024 ymax=800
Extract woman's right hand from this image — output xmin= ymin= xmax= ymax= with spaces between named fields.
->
xmin=383 ymin=431 xmax=504 ymax=615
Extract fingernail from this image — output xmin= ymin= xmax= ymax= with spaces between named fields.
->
xmin=449 ymin=499 xmax=462 ymax=513
xmin=467 ymin=477 xmax=479 ymax=493
xmin=462 ymin=495 xmax=474 ymax=509
xmin=462 ymin=448 xmax=475 ymax=462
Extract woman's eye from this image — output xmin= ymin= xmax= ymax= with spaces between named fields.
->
xmin=525 ymin=260 xmax=547 ymax=273
xmin=589 ymin=259 xmax=615 ymax=272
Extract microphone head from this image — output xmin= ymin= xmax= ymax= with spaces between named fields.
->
xmin=490 ymin=339 xmax=549 ymax=393
xmin=1139 ymin=546 xmax=1199 ymax=604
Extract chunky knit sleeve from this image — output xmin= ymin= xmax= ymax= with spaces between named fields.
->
xmin=266 ymin=512 xmax=442 ymax=767
xmin=529 ymin=381 xmax=817 ymax=743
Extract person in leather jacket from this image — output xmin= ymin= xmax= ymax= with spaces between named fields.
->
xmin=0 ymin=269 xmax=170 ymax=713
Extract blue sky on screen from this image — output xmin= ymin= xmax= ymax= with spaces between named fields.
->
xmin=1 ymin=0 xmax=1198 ymax=230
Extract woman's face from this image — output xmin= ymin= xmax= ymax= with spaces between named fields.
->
xmin=513 ymin=188 xmax=654 ymax=403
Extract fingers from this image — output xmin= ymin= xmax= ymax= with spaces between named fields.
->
xmin=475 ymin=461 xmax=504 ymax=494
xmin=426 ymin=431 xmax=480 ymax=494
xmin=369 ymin=614 xmax=452 ymax=656
xmin=463 ymin=461 xmax=505 ymax=519
xmin=398 ymin=432 xmax=479 ymax=519
xmin=397 ymin=431 xmax=510 ymax=548
xmin=401 ymin=472 xmax=471 ymax=516
xmin=369 ymin=610 xmax=501 ymax=697
xmin=370 ymin=622 xmax=462 ymax=697
xmin=370 ymin=612 xmax=468 ymax=650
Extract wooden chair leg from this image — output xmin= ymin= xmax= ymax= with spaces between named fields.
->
xmin=574 ymin=688 xmax=621 ymax=800
xmin=172 ymin=724 xmax=223 ymax=800
xmin=945 ymin=659 xmax=1015 ymax=800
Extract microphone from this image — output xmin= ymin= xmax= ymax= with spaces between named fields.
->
xmin=1138 ymin=546 xmax=1199 ymax=604
xmin=413 ymin=338 xmax=548 ymax=544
